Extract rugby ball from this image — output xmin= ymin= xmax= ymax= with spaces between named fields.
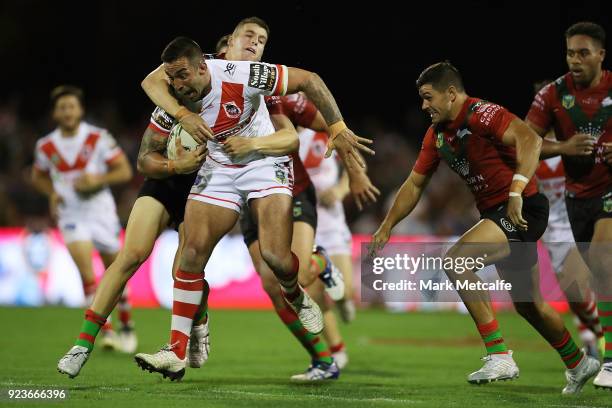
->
xmin=167 ymin=123 xmax=201 ymax=160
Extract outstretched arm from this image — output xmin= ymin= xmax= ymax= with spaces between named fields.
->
xmin=369 ymin=171 xmax=431 ymax=256
xmin=525 ymin=119 xmax=594 ymax=159
xmin=286 ymin=68 xmax=374 ymax=168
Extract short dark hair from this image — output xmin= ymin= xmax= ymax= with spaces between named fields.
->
xmin=216 ymin=34 xmax=230 ymax=53
xmin=566 ymin=22 xmax=606 ymax=48
xmin=161 ymin=36 xmax=203 ymax=64
xmin=50 ymin=85 xmax=84 ymax=107
xmin=233 ymin=16 xmax=270 ymax=39
xmin=416 ymin=61 xmax=465 ymax=92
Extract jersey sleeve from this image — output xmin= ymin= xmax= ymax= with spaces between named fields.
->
xmin=242 ymin=61 xmax=289 ymax=97
xmin=265 ymin=96 xmax=286 ymax=116
xmin=148 ymin=106 xmax=176 ymax=136
xmin=283 ymin=94 xmax=318 ymax=128
xmin=33 ymin=139 xmax=50 ymax=172
xmin=525 ymin=82 xmax=555 ymax=131
xmin=470 ymin=102 xmax=517 ymax=142
xmin=412 ymin=128 xmax=440 ymax=176
xmin=100 ymin=131 xmax=124 ymax=164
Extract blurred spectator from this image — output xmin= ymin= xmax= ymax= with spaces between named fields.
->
xmin=0 ymin=99 xmax=481 ymax=237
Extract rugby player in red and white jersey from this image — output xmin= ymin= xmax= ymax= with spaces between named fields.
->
xmin=31 ymin=86 xmax=135 ymax=352
xmin=293 ymin=98 xmax=362 ymax=325
xmin=532 ymin=81 xmax=603 ymax=360
xmin=57 ymin=19 xmax=308 ymax=380
xmin=371 ymin=62 xmax=599 ymax=394
xmin=208 ymin=24 xmax=376 ymax=378
xmin=526 ymin=22 xmax=612 ymax=389
xmin=133 ymin=28 xmax=374 ymax=378
xmin=210 ymin=22 xmax=350 ymax=380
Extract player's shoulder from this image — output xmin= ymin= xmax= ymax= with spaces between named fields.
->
xmin=422 ymin=126 xmax=436 ymax=143
xmin=83 ymin=122 xmax=109 ymax=136
xmin=206 ymin=58 xmax=248 ymax=80
xmin=35 ymin=130 xmax=56 ymax=149
xmin=467 ymin=97 xmax=510 ymax=117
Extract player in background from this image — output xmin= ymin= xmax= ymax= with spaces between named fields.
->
xmin=134 ymin=31 xmax=373 ymax=380
xmin=32 ymin=86 xmax=135 ymax=354
xmin=525 ymin=22 xmax=612 ymax=389
xmin=371 ymin=62 xmax=600 ymax=394
xmin=533 ymin=80 xmax=603 ymax=359
xmin=300 ymin=124 xmax=358 ymax=325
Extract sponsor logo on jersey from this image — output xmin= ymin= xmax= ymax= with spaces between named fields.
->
xmin=562 ymin=94 xmax=575 ymax=109
xmin=500 ymin=218 xmax=517 ymax=233
xmin=249 ymin=63 xmax=277 ymax=91
xmin=224 ymin=63 xmax=236 ymax=76
xmin=222 ymin=101 xmax=242 ymax=118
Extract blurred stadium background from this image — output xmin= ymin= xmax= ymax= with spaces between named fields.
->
xmin=0 ymin=1 xmax=611 ymax=406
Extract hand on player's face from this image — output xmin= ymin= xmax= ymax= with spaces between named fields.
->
xmin=506 ymin=196 xmax=528 ymax=231
xmin=222 ymin=136 xmax=254 ymax=159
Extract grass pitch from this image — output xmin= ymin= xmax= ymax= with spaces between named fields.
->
xmin=0 ymin=307 xmax=609 ymax=407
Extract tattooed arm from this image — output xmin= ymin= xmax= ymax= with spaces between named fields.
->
xmin=137 ymin=127 xmax=205 ymax=178
xmin=286 ymin=68 xmax=374 ymax=169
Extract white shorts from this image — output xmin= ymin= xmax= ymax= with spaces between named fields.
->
xmin=542 ymin=224 xmax=575 ymax=275
xmin=189 ymin=156 xmax=293 ymax=213
xmin=58 ymin=212 xmax=121 ymax=254
xmin=315 ymin=202 xmax=352 ymax=256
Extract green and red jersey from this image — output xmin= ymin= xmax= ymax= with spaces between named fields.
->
xmin=414 ymin=97 xmax=538 ymax=212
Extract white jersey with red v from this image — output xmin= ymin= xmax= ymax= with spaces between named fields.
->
xmin=198 ymin=59 xmax=289 ymax=166
xmin=33 ymin=121 xmax=123 ymax=214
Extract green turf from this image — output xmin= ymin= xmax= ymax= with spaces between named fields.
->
xmin=0 ymin=307 xmax=609 ymax=407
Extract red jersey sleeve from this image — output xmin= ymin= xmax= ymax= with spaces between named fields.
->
xmin=282 ymin=94 xmax=318 ymax=128
xmin=470 ymin=102 xmax=517 ymax=142
xmin=413 ymin=128 xmax=440 ymax=176
xmin=265 ymin=96 xmax=285 ymax=116
xmin=526 ymin=82 xmax=555 ymax=131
